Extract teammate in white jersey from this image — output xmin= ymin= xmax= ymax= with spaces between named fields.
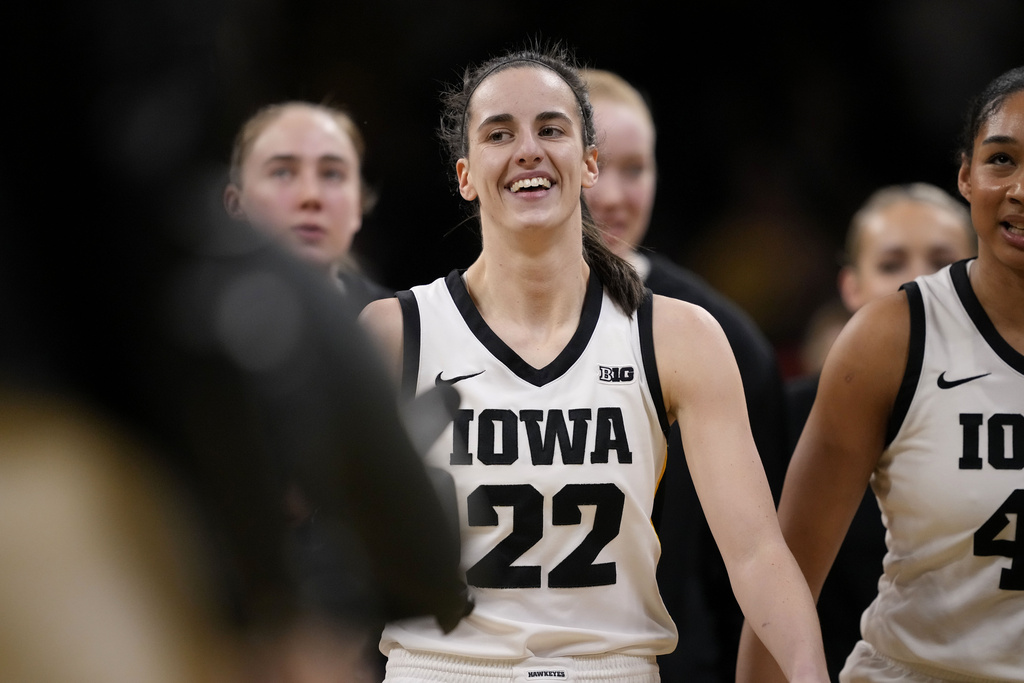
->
xmin=736 ymin=65 xmax=1024 ymax=683
xmin=359 ymin=43 xmax=828 ymax=683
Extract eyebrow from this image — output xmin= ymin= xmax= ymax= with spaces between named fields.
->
xmin=262 ymin=153 xmax=352 ymax=165
xmin=980 ymin=134 xmax=1018 ymax=146
xmin=476 ymin=110 xmax=574 ymax=132
xmin=536 ymin=111 xmax=573 ymax=125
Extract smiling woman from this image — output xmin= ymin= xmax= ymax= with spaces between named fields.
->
xmin=736 ymin=65 xmax=1024 ymax=683
xmin=358 ymin=43 xmax=829 ymax=683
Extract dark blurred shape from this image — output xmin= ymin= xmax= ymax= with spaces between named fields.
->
xmin=1 ymin=0 xmax=469 ymax=679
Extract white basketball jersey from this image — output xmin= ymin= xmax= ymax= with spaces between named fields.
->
xmin=858 ymin=259 xmax=1024 ymax=680
xmin=380 ymin=270 xmax=676 ymax=659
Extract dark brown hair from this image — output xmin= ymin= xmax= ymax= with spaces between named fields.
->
xmin=439 ymin=43 xmax=645 ymax=314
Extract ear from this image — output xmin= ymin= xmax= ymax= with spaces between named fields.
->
xmin=456 ymin=158 xmax=477 ymax=201
xmin=581 ymin=146 xmax=599 ymax=189
xmin=223 ymin=184 xmax=246 ymax=220
xmin=957 ymin=154 xmax=972 ymax=203
xmin=837 ymin=265 xmax=862 ymax=313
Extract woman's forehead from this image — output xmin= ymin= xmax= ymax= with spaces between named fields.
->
xmin=977 ymin=89 xmax=1024 ymax=141
xmin=250 ymin=108 xmax=356 ymax=160
xmin=468 ymin=66 xmax=580 ymax=123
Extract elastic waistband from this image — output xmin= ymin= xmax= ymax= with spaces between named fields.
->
xmin=385 ymin=648 xmax=659 ymax=683
xmin=855 ymin=640 xmax=1014 ymax=683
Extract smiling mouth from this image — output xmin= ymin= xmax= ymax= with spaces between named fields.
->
xmin=1001 ymin=220 xmax=1024 ymax=236
xmin=509 ymin=177 xmax=552 ymax=193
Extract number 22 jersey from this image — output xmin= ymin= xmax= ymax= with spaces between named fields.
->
xmin=380 ymin=269 xmax=677 ymax=659
xmin=857 ymin=259 xmax=1024 ymax=680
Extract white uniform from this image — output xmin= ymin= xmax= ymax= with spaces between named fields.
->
xmin=380 ymin=270 xmax=676 ymax=667
xmin=843 ymin=259 xmax=1024 ymax=682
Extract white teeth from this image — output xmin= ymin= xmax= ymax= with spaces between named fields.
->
xmin=510 ymin=177 xmax=551 ymax=193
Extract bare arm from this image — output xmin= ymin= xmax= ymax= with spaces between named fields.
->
xmin=652 ymin=295 xmax=827 ymax=683
xmin=735 ymin=292 xmax=910 ymax=682
xmin=358 ymin=297 xmax=404 ymax=385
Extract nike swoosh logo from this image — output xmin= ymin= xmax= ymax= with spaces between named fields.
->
xmin=435 ymin=370 xmax=485 ymax=387
xmin=937 ymin=371 xmax=991 ymax=389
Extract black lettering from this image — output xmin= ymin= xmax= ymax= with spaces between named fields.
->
xmin=591 ymin=407 xmax=632 ymax=464
xmin=521 ymin=409 xmax=591 ymax=465
xmin=974 ymin=489 xmax=1024 ymax=590
xmin=959 ymin=413 xmax=984 ymax=470
xmin=478 ymin=409 xmax=518 ymax=465
xmin=450 ymin=409 xmax=474 ymax=465
xmin=466 ymin=484 xmax=542 ymax=588
xmin=549 ymin=483 xmax=623 ymax=587
xmin=988 ymin=414 xmax=1024 ymax=470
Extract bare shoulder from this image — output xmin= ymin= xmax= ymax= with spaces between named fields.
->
xmin=821 ymin=289 xmax=910 ymax=400
xmin=650 ymin=294 xmax=741 ymax=420
xmin=358 ymin=297 xmax=404 ymax=383
xmin=807 ymin=288 xmax=912 ymax=460
xmin=779 ymin=289 xmax=913 ymax=560
xmin=650 ymin=293 xmax=726 ymax=345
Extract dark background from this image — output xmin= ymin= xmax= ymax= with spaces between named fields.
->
xmin=18 ymin=0 xmax=1024 ymax=373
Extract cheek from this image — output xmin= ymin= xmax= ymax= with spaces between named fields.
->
xmin=240 ymin=188 xmax=292 ymax=232
xmin=624 ymin=181 xmax=655 ymax=219
xmin=327 ymin=187 xmax=364 ymax=229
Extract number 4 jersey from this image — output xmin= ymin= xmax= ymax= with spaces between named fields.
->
xmin=379 ymin=270 xmax=677 ymax=659
xmin=858 ymin=259 xmax=1024 ymax=680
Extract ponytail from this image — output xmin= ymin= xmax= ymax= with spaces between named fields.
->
xmin=581 ymin=200 xmax=645 ymax=315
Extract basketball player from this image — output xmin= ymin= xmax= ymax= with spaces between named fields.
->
xmin=736 ymin=65 xmax=1024 ymax=682
xmin=784 ymin=182 xmax=976 ymax=680
xmin=359 ymin=44 xmax=828 ymax=683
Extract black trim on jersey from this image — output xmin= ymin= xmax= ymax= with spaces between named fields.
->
xmin=396 ymin=289 xmax=421 ymax=403
xmin=885 ymin=281 xmax=925 ymax=447
xmin=444 ymin=268 xmax=603 ymax=387
xmin=952 ymin=258 xmax=1024 ymax=375
xmin=637 ymin=289 xmax=670 ymax=436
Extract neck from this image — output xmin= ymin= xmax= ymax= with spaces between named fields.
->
xmin=465 ymin=248 xmax=589 ymax=325
xmin=969 ymin=252 xmax=1024 ymax=350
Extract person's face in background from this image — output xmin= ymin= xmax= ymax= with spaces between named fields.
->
xmin=226 ymin=106 xmax=363 ymax=275
xmin=839 ymin=200 xmax=975 ymax=312
xmin=583 ymin=99 xmax=657 ymax=259
xmin=957 ymin=89 xmax=1024 ymax=273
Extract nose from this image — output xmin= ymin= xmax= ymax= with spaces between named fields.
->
xmin=298 ymin=170 xmax=323 ymax=209
xmin=1009 ymin=167 xmax=1024 ymax=203
xmin=516 ymin=131 xmax=543 ymax=165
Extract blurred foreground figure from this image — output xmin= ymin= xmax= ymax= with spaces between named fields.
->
xmin=0 ymin=2 xmax=468 ymax=681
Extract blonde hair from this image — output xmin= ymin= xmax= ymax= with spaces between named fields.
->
xmin=844 ymin=182 xmax=975 ymax=265
xmin=228 ymin=101 xmax=377 ymax=213
xmin=581 ymin=69 xmax=656 ymax=144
